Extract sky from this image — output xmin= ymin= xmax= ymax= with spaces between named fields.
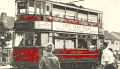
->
xmin=0 ymin=0 xmax=120 ymax=32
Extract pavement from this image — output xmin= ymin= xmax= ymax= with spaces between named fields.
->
xmin=0 ymin=64 xmax=13 ymax=69
xmin=0 ymin=64 xmax=120 ymax=69
xmin=118 ymin=63 xmax=120 ymax=69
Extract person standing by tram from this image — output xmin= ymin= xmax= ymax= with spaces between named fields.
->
xmin=101 ymin=42 xmax=117 ymax=69
xmin=39 ymin=43 xmax=61 ymax=69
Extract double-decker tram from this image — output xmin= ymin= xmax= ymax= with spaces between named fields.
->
xmin=12 ymin=0 xmax=104 ymax=69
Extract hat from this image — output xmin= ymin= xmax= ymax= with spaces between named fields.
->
xmin=46 ymin=42 xmax=54 ymax=51
xmin=46 ymin=43 xmax=54 ymax=47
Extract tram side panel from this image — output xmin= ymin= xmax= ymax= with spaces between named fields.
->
xmin=12 ymin=47 xmax=100 ymax=69
xmin=12 ymin=47 xmax=42 ymax=69
xmin=55 ymin=49 xmax=100 ymax=69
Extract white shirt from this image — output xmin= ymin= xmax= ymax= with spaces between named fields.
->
xmin=101 ymin=48 xmax=115 ymax=65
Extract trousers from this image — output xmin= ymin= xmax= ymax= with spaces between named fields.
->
xmin=104 ymin=64 xmax=116 ymax=69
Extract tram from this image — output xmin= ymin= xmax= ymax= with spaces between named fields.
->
xmin=12 ymin=0 xmax=104 ymax=69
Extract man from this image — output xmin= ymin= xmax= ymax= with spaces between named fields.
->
xmin=39 ymin=43 xmax=61 ymax=69
xmin=101 ymin=42 xmax=116 ymax=69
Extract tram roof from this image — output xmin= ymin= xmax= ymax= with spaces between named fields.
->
xmin=45 ymin=0 xmax=102 ymax=14
xmin=52 ymin=1 xmax=102 ymax=14
xmin=16 ymin=0 xmax=102 ymax=14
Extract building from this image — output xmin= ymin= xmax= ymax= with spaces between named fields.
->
xmin=0 ymin=12 xmax=14 ymax=64
xmin=111 ymin=32 xmax=120 ymax=62
xmin=111 ymin=32 xmax=120 ymax=51
xmin=104 ymin=31 xmax=120 ymax=50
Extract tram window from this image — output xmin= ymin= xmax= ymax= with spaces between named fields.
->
xmin=39 ymin=1 xmax=44 ymax=15
xmin=25 ymin=32 xmax=34 ymax=46
xmin=52 ymin=4 xmax=65 ymax=18
xmin=52 ymin=8 xmax=65 ymax=18
xmin=29 ymin=1 xmax=34 ymax=7
xmin=78 ymin=13 xmax=88 ymax=25
xmin=45 ymin=5 xmax=50 ymax=15
xmin=78 ymin=13 xmax=87 ymax=23
xmin=34 ymin=33 xmax=41 ymax=46
xmin=14 ymin=33 xmax=24 ymax=47
xmin=45 ymin=3 xmax=52 ymax=16
xmin=17 ymin=1 xmax=27 ymax=14
xmin=17 ymin=1 xmax=27 ymax=9
xmin=66 ymin=9 xmax=76 ymax=19
xmin=88 ymin=39 xmax=97 ymax=50
xmin=65 ymin=15 xmax=75 ymax=19
xmin=88 ymin=14 xmax=97 ymax=22
xmin=28 ymin=0 xmax=35 ymax=14
xmin=36 ymin=2 xmax=41 ymax=15
xmin=19 ymin=9 xmax=26 ymax=14
xmin=78 ymin=39 xmax=88 ymax=49
xmin=99 ymin=13 xmax=102 ymax=27
xmin=14 ymin=32 xmax=36 ymax=47
xmin=88 ymin=14 xmax=97 ymax=26
xmin=28 ymin=7 xmax=35 ymax=14
xmin=17 ymin=0 xmax=44 ymax=15
xmin=41 ymin=33 xmax=49 ymax=47
xmin=47 ymin=6 xmax=50 ymax=11
xmin=55 ymin=39 xmax=64 ymax=49
xmin=65 ymin=40 xmax=75 ymax=49
xmin=28 ymin=1 xmax=43 ymax=15
xmin=91 ymin=39 xmax=97 ymax=45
